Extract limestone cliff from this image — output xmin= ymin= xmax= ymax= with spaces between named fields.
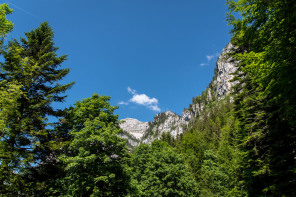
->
xmin=120 ymin=111 xmax=187 ymax=147
xmin=119 ymin=43 xmax=239 ymax=148
xmin=189 ymin=42 xmax=239 ymax=118
xmin=119 ymin=118 xmax=149 ymax=147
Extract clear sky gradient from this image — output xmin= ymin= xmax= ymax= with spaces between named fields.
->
xmin=3 ymin=0 xmax=232 ymax=122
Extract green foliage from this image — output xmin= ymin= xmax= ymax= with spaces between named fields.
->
xmin=130 ymin=140 xmax=198 ymax=197
xmin=0 ymin=1 xmax=294 ymax=196
xmin=0 ymin=22 xmax=73 ymax=195
xmin=179 ymin=99 xmax=247 ymax=196
xmin=227 ymin=0 xmax=296 ymax=195
xmin=57 ymin=94 xmax=132 ymax=196
xmin=142 ymin=112 xmax=173 ymax=140
xmin=0 ymin=3 xmax=13 ymax=47
xmin=159 ymin=132 xmax=177 ymax=147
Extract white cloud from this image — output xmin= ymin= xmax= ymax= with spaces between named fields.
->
xmin=118 ymin=101 xmax=129 ymax=105
xmin=206 ymin=55 xmax=214 ymax=61
xmin=130 ymin=94 xmax=158 ymax=105
xmin=121 ymin=87 xmax=161 ymax=112
xmin=201 ymin=52 xmax=220 ymax=66
xmin=127 ymin=87 xmax=137 ymax=95
xmin=200 ymin=63 xmax=209 ymax=66
xmin=150 ymin=105 xmax=161 ymax=112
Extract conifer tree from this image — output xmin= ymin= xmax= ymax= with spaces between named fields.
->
xmin=0 ymin=22 xmax=73 ymax=195
xmin=227 ymin=0 xmax=296 ymax=195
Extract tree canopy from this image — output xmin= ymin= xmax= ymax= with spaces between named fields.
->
xmin=130 ymin=140 xmax=198 ymax=197
xmin=57 ymin=94 xmax=132 ymax=196
xmin=226 ymin=0 xmax=296 ymax=195
xmin=0 ymin=3 xmax=13 ymax=46
xmin=0 ymin=21 xmax=73 ymax=195
xmin=0 ymin=1 xmax=295 ymax=196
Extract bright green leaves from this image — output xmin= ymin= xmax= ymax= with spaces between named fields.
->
xmin=227 ymin=0 xmax=296 ymax=195
xmin=0 ymin=20 xmax=74 ymax=195
xmin=130 ymin=141 xmax=198 ymax=197
xmin=0 ymin=3 xmax=132 ymax=196
xmin=59 ymin=94 xmax=131 ymax=197
xmin=0 ymin=3 xmax=13 ymax=43
xmin=0 ymin=80 xmax=22 ymax=130
xmin=179 ymin=98 xmax=247 ymax=196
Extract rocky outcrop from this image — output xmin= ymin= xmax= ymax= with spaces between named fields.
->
xmin=212 ymin=43 xmax=239 ymax=98
xmin=119 ymin=43 xmax=239 ymax=148
xmin=120 ymin=111 xmax=189 ymax=147
xmin=189 ymin=43 xmax=239 ymax=118
xmin=120 ymin=118 xmax=148 ymax=139
xmin=119 ymin=118 xmax=148 ymax=147
xmin=141 ymin=111 xmax=184 ymax=144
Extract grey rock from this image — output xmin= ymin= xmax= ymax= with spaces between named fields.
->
xmin=120 ymin=118 xmax=148 ymax=139
xmin=119 ymin=43 xmax=239 ymax=149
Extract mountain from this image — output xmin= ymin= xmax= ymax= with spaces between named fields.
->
xmin=120 ymin=43 xmax=239 ymax=148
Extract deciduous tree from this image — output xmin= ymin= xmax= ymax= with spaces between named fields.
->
xmin=131 ymin=140 xmax=198 ymax=197
xmin=58 ymin=94 xmax=132 ymax=196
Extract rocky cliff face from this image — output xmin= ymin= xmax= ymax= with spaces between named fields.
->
xmin=120 ymin=111 xmax=187 ymax=147
xmin=189 ymin=42 xmax=239 ymax=118
xmin=141 ymin=111 xmax=184 ymax=144
xmin=120 ymin=118 xmax=149 ymax=139
xmin=212 ymin=43 xmax=239 ymax=98
xmin=119 ymin=118 xmax=149 ymax=147
xmin=120 ymin=43 xmax=239 ymax=148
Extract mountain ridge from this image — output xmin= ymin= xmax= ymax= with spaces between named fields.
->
xmin=120 ymin=42 xmax=239 ymax=148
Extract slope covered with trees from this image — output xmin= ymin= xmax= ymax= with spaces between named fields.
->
xmin=0 ymin=0 xmax=295 ymax=196
xmin=227 ymin=0 xmax=296 ymax=195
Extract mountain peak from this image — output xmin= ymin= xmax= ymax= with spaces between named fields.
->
xmin=120 ymin=43 xmax=239 ymax=148
xmin=120 ymin=118 xmax=148 ymax=140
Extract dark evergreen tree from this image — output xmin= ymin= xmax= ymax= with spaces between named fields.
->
xmin=227 ymin=0 xmax=296 ymax=195
xmin=0 ymin=22 xmax=73 ymax=195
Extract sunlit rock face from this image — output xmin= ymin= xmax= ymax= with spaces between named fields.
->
xmin=150 ymin=111 xmax=183 ymax=137
xmin=120 ymin=118 xmax=148 ymax=139
xmin=120 ymin=43 xmax=239 ymax=148
xmin=213 ymin=43 xmax=239 ymax=98
xmin=141 ymin=111 xmax=184 ymax=144
xmin=190 ymin=43 xmax=239 ymax=118
xmin=119 ymin=118 xmax=148 ymax=148
xmin=119 ymin=111 xmax=186 ymax=147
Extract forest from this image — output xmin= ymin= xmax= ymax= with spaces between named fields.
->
xmin=0 ymin=0 xmax=295 ymax=196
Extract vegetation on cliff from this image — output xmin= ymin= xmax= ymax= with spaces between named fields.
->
xmin=0 ymin=0 xmax=295 ymax=196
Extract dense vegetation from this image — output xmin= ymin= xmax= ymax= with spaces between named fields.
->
xmin=0 ymin=0 xmax=295 ymax=196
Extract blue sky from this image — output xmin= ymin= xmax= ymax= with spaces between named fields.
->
xmin=3 ymin=0 xmax=231 ymax=122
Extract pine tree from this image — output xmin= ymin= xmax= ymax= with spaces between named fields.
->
xmin=0 ymin=22 xmax=74 ymax=195
xmin=227 ymin=0 xmax=296 ymax=195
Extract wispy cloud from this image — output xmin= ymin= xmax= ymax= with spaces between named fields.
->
xmin=118 ymin=101 xmax=129 ymax=105
xmin=200 ymin=63 xmax=209 ymax=67
xmin=119 ymin=87 xmax=161 ymax=112
xmin=127 ymin=87 xmax=137 ymax=95
xmin=206 ymin=55 xmax=215 ymax=61
xmin=6 ymin=1 xmax=43 ymax=20
xmin=201 ymin=52 xmax=220 ymax=66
